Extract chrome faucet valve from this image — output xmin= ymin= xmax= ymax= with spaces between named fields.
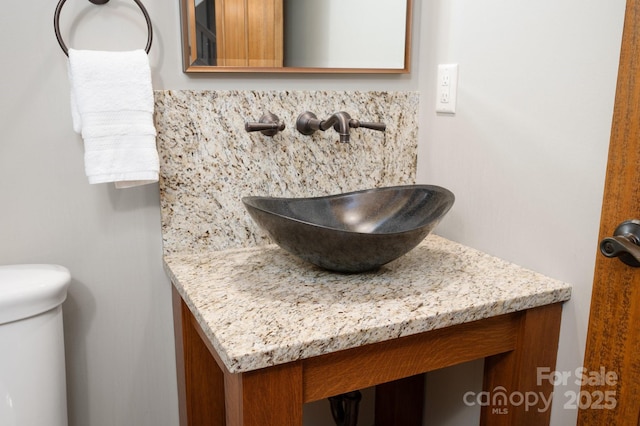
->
xmin=245 ymin=112 xmax=285 ymax=137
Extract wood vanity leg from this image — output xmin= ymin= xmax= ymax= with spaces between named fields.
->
xmin=374 ymin=373 xmax=425 ymax=425
xmin=224 ymin=362 xmax=304 ymax=426
xmin=480 ymin=302 xmax=563 ymax=426
xmin=174 ymin=285 xmax=303 ymax=426
xmin=172 ymin=286 xmax=226 ymax=426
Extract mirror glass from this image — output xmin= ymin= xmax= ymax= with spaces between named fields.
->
xmin=180 ymin=0 xmax=412 ymax=73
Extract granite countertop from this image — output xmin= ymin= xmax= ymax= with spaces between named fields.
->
xmin=164 ymin=234 xmax=572 ymax=374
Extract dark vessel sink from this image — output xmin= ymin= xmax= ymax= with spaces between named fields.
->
xmin=242 ymin=185 xmax=455 ymax=273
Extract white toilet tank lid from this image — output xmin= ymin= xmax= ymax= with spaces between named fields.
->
xmin=0 ymin=264 xmax=71 ymax=325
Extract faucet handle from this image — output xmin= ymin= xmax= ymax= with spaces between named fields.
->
xmin=349 ymin=119 xmax=386 ymax=132
xmin=245 ymin=112 xmax=285 ymax=137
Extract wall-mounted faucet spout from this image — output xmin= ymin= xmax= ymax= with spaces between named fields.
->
xmin=296 ymin=111 xmax=386 ymax=143
xmin=318 ymin=111 xmax=352 ymax=143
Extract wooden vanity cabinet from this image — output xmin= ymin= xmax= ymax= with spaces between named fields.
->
xmin=172 ymin=286 xmax=563 ymax=426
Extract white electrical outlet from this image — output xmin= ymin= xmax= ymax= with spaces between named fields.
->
xmin=436 ymin=64 xmax=458 ymax=114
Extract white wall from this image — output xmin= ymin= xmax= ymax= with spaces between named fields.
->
xmin=0 ymin=1 xmax=625 ymax=425
xmin=418 ymin=1 xmax=626 ymax=425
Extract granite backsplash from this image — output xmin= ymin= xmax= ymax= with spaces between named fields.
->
xmin=155 ymin=90 xmax=419 ymax=255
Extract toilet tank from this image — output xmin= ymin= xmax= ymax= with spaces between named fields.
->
xmin=0 ymin=264 xmax=71 ymax=426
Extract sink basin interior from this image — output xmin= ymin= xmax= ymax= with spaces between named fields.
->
xmin=243 ymin=185 xmax=455 ymax=272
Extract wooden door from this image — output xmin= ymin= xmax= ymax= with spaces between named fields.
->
xmin=214 ymin=0 xmax=283 ymax=67
xmin=578 ymin=0 xmax=640 ymax=424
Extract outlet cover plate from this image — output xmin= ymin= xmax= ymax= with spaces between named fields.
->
xmin=436 ymin=64 xmax=458 ymax=114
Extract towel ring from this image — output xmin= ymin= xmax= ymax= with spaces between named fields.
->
xmin=54 ymin=0 xmax=153 ymax=57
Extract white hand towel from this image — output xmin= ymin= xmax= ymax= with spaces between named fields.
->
xmin=68 ymin=49 xmax=159 ymax=188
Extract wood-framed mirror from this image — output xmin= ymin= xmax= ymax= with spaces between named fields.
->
xmin=180 ymin=0 xmax=412 ymax=73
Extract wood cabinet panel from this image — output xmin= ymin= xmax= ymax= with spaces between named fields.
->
xmin=215 ymin=0 xmax=283 ymax=67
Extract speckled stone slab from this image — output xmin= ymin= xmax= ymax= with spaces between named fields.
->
xmin=164 ymin=234 xmax=572 ymax=374
xmin=154 ymin=90 xmax=419 ymax=255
